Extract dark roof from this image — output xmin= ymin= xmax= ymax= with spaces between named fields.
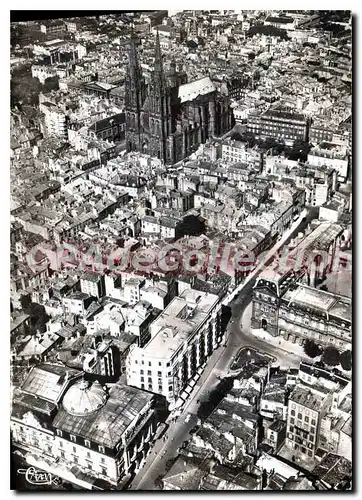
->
xmin=89 ymin=113 xmax=125 ymax=132
xmin=21 ymin=364 xmax=81 ymax=403
xmin=53 ymin=382 xmax=155 ymax=448
xmin=13 ymin=391 xmax=57 ymax=416
xmin=312 ymin=453 xmax=352 ymax=487
xmin=265 ymin=16 xmax=294 ymax=24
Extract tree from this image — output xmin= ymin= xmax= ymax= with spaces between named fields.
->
xmin=43 ymin=76 xmax=59 ymax=92
xmin=285 ymin=139 xmax=310 ymax=162
xmin=154 ymin=475 xmax=164 ymax=490
xmin=303 ymin=339 xmax=323 ymax=358
xmin=20 ymin=294 xmax=31 ymax=311
xmin=176 ymin=215 xmax=206 ymax=239
xmin=322 ymin=347 xmax=340 ymax=366
xmin=340 ymin=350 xmax=352 ymax=371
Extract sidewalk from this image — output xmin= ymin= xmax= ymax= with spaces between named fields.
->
xmin=250 ymin=327 xmax=312 ymax=361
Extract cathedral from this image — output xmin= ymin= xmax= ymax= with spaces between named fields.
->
xmin=125 ymin=32 xmax=233 ymax=165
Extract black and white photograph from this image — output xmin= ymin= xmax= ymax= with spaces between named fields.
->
xmin=9 ymin=8 xmax=353 ymax=492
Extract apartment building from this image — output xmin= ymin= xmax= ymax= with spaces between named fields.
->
xmin=221 ymin=139 xmax=264 ymax=170
xmin=308 ymin=142 xmax=349 ymax=183
xmin=286 ymin=384 xmax=332 ymax=458
xmin=80 ymin=273 xmax=106 ymax=299
xmin=40 ymin=102 xmax=69 ymax=139
xmin=126 ymin=289 xmax=224 ymax=408
xmin=247 ymin=109 xmax=308 ymax=146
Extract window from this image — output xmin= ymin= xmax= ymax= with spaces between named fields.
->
xmin=70 ymin=434 xmax=76 ymax=443
xmin=158 ymin=362 xmax=162 ymax=366
xmin=167 ymin=362 xmax=170 ymax=367
xmin=59 ymin=441 xmax=63 ymax=447
xmin=305 ymin=416 xmax=309 ymax=423
xmin=140 ymin=369 xmax=144 ymax=374
xmin=141 ymin=361 xmax=144 ymax=365
xmin=56 ymin=429 xmax=63 ymax=437
xmin=291 ymin=409 xmax=295 ymax=416
xmin=101 ymin=467 xmax=107 ymax=476
xmin=74 ymin=456 xmax=78 ymax=464
xmin=87 ymin=462 xmax=92 ymax=470
xmin=73 ymin=446 xmax=76 ymax=453
xmin=311 ymin=419 xmax=316 ymax=426
xmin=298 ymin=413 xmax=302 ymax=420
xmin=147 ymin=370 xmax=152 ymax=376
xmin=101 ymin=457 xmax=105 ymax=463
xmin=149 ymin=362 xmax=152 ymax=367
xmin=308 ymin=450 xmax=313 ymax=457
xmin=290 ymin=417 xmax=295 ymax=424
xmin=98 ymin=446 xmax=105 ymax=453
xmin=87 ymin=451 xmax=91 ymax=458
xmin=60 ymin=451 xmax=65 ymax=458
xmin=168 ymin=371 xmax=172 ymax=376
xmin=85 ymin=440 xmax=91 ymax=448
xmin=135 ymin=360 xmax=138 ymax=364
xmin=289 ymin=426 xmax=294 ymax=432
xmin=157 ymin=371 xmax=162 ymax=377
xmin=141 ymin=376 xmax=144 ymax=382
xmin=141 ymin=383 xmax=145 ymax=389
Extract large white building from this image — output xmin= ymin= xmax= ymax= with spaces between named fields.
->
xmin=39 ymin=101 xmax=68 ymax=139
xmin=126 ymin=289 xmax=224 ymax=407
xmin=11 ymin=364 xmax=167 ymax=489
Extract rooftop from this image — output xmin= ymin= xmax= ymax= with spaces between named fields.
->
xmin=178 ymin=76 xmax=216 ymax=103
xmin=283 ymin=284 xmax=351 ymax=323
xmin=136 ymin=289 xmax=219 ymax=359
xmin=21 ymin=364 xmax=81 ymax=403
xmin=53 ymin=381 xmax=154 ymax=448
xmin=289 ymin=385 xmax=327 ymax=411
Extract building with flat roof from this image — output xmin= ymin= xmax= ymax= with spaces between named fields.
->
xmin=126 ymin=288 xmax=224 ymax=406
xmin=247 ymin=108 xmax=308 ymax=146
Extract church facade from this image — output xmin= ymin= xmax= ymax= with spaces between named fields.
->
xmin=125 ymin=32 xmax=233 ymax=165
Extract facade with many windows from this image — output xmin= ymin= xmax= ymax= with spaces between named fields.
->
xmin=11 ymin=364 xmax=167 ymax=489
xmin=252 ymin=276 xmax=351 ymax=351
xmin=247 ymin=109 xmax=308 ymax=146
xmin=126 ymin=289 xmax=225 ymax=407
xmin=286 ymin=384 xmax=331 ymax=459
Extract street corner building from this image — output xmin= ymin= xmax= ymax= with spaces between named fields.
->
xmin=126 ymin=288 xmax=226 ymax=410
xmin=11 ymin=363 xmax=168 ymax=490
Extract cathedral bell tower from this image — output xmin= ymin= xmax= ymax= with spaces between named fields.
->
xmin=125 ymin=32 xmax=146 ymax=152
xmin=141 ymin=30 xmax=172 ymax=162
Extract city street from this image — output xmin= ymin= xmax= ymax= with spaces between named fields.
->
xmin=130 ymin=214 xmax=311 ymax=490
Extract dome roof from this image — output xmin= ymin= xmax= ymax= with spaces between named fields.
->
xmin=62 ymin=379 xmax=108 ymax=416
